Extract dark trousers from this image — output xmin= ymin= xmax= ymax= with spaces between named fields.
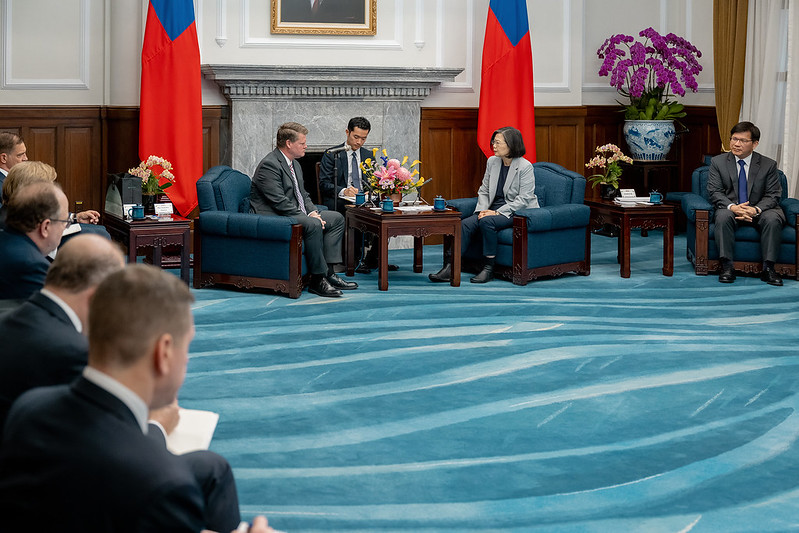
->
xmin=181 ymin=451 xmax=241 ymax=533
xmin=714 ymin=208 xmax=785 ymax=263
xmin=295 ymin=210 xmax=344 ymax=274
xmin=461 ymin=213 xmax=514 ymax=257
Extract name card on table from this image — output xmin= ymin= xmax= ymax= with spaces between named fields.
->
xmin=154 ymin=202 xmax=174 ymax=216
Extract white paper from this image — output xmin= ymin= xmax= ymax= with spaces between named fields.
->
xmin=165 ymin=408 xmax=219 ymax=455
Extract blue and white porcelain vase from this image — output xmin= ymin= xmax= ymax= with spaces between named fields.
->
xmin=623 ymin=120 xmax=675 ymax=161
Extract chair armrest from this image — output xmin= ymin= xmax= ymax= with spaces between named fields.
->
xmin=681 ymin=193 xmax=713 ymax=222
xmin=199 ymin=211 xmax=298 ymax=240
xmin=446 ymin=197 xmax=478 ymax=218
xmin=780 ymin=198 xmax=799 ymax=226
xmin=515 ymin=204 xmax=590 ymax=232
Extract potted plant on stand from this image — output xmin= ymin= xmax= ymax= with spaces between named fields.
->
xmin=597 ymin=27 xmax=703 ymax=161
xmin=586 ymin=143 xmax=633 ymax=200
xmin=128 ymin=155 xmax=175 ymax=215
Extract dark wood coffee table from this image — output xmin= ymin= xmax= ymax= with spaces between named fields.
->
xmin=104 ymin=213 xmax=192 ymax=283
xmin=585 ymin=199 xmax=675 ymax=278
xmin=345 ymin=205 xmax=461 ymax=290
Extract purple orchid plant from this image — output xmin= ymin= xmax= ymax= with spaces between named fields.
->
xmin=597 ymin=27 xmax=703 ymax=121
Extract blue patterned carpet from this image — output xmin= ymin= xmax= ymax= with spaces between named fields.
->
xmin=180 ymin=232 xmax=799 ymax=532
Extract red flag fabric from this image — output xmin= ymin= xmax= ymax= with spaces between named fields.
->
xmin=139 ymin=0 xmax=202 ymax=216
xmin=477 ymin=0 xmax=536 ymax=162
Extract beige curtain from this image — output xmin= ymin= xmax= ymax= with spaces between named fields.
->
xmin=713 ymin=0 xmax=749 ymax=151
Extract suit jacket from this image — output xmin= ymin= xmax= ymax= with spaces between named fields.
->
xmin=707 ymin=151 xmax=782 ymax=214
xmin=250 ymin=148 xmax=316 ymax=217
xmin=318 ymin=144 xmax=372 ymax=211
xmin=0 ymin=377 xmax=205 ymax=532
xmin=0 ymin=228 xmax=49 ymax=300
xmin=0 ymin=291 xmax=86 ymax=429
xmin=475 ymin=156 xmax=539 ymax=217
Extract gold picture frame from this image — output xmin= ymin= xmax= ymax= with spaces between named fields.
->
xmin=271 ymin=0 xmax=376 ymax=36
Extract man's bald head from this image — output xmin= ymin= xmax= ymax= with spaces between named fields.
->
xmin=45 ymin=234 xmax=125 ymax=294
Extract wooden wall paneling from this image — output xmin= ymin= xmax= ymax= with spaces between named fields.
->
xmin=62 ymin=126 xmax=98 ymax=211
xmin=533 ymin=107 xmax=586 ymax=172
xmin=104 ymin=107 xmax=140 ymax=177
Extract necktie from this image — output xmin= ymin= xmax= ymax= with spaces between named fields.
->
xmin=288 ymin=162 xmax=307 ymax=215
xmin=350 ymin=152 xmax=361 ymax=191
xmin=311 ymin=0 xmax=320 ymax=14
xmin=738 ymin=160 xmax=748 ymax=203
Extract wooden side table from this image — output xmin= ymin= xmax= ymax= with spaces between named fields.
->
xmin=345 ymin=205 xmax=461 ymax=290
xmin=585 ymin=199 xmax=675 ymax=278
xmin=104 ymin=214 xmax=192 ymax=283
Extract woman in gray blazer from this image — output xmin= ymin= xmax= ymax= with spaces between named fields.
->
xmin=430 ymin=126 xmax=538 ymax=284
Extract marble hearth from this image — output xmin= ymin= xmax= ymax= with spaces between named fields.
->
xmin=201 ymin=65 xmax=463 ymax=176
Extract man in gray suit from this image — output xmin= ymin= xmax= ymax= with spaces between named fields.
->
xmin=250 ymin=122 xmax=357 ymax=297
xmin=707 ymin=121 xmax=785 ymax=286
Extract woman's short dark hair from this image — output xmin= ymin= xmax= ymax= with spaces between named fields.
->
xmin=491 ymin=127 xmax=526 ymax=158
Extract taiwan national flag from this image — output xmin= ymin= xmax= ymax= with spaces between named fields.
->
xmin=139 ymin=0 xmax=202 ymax=217
xmin=477 ymin=0 xmax=536 ymax=162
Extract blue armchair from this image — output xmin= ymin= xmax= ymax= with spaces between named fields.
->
xmin=681 ymin=163 xmax=799 ymax=278
xmin=446 ymin=162 xmax=591 ymax=285
xmin=194 ymin=165 xmax=308 ymax=298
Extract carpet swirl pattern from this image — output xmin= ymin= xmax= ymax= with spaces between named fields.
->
xmin=181 ymin=232 xmax=799 ymax=532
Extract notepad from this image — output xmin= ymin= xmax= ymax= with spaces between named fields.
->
xmin=165 ymin=408 xmax=219 ymax=455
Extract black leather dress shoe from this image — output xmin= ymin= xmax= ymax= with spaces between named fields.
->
xmin=308 ymin=277 xmax=342 ymax=297
xmin=355 ymin=263 xmax=372 ymax=274
xmin=327 ymin=273 xmax=358 ymax=290
xmin=429 ymin=264 xmax=451 ymax=282
xmin=761 ymin=267 xmax=783 ymax=286
xmin=718 ymin=264 xmax=736 ymax=283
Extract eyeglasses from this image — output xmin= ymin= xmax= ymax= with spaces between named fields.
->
xmin=491 ymin=139 xmax=506 ymax=146
xmin=50 ymin=212 xmax=76 ymax=226
xmin=730 ymin=137 xmax=754 ymax=145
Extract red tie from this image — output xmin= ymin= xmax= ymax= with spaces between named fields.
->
xmin=312 ymin=0 xmax=320 ymax=14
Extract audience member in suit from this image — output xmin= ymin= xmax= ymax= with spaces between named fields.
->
xmin=280 ymin=0 xmax=365 ymax=24
xmin=707 ymin=121 xmax=785 ymax=286
xmin=0 ymin=161 xmax=106 ymax=239
xmin=251 ymin=121 xmax=358 ymax=297
xmin=0 ymin=264 xmax=274 ymax=533
xmin=0 ymin=132 xmax=28 ymax=197
xmin=429 ymin=126 xmax=539 ymax=284
xmin=0 ymin=235 xmax=243 ymax=533
xmin=0 ymin=181 xmax=69 ymax=300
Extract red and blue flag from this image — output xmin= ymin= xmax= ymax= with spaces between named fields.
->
xmin=139 ymin=0 xmax=202 ymax=216
xmin=477 ymin=0 xmax=536 ymax=162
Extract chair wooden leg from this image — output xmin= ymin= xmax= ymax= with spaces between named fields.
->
xmin=694 ymin=210 xmax=710 ymax=275
xmin=512 ymin=216 xmax=528 ymax=285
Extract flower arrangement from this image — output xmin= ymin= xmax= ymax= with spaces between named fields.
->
xmin=128 ymin=155 xmax=175 ymax=195
xmin=361 ymin=148 xmax=425 ymax=196
xmin=597 ymin=27 xmax=702 ymax=121
xmin=585 ymin=144 xmax=633 ymax=190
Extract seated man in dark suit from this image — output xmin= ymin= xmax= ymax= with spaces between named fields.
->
xmin=0 ymin=236 xmax=242 ymax=533
xmin=0 ymin=181 xmax=69 ymax=300
xmin=707 ymin=121 xmax=785 ymax=286
xmin=0 ymin=264 xmax=273 ymax=533
xmin=251 ymin=121 xmax=357 ymax=297
xmin=319 ymin=117 xmax=397 ymax=273
xmin=0 ymin=132 xmax=28 ymax=196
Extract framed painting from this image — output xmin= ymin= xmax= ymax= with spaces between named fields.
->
xmin=271 ymin=0 xmax=376 ymax=35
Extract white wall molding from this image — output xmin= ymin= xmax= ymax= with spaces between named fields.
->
xmin=240 ymin=0 xmax=404 ymax=50
xmin=2 ymin=0 xmax=91 ymax=90
xmin=534 ymin=0 xmax=572 ymax=93
xmin=216 ymin=0 xmax=227 ymax=47
xmin=414 ymin=0 xmax=425 ymax=50
xmin=436 ymin=0 xmax=474 ymax=93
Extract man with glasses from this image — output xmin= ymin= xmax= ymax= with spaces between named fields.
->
xmin=707 ymin=121 xmax=785 ymax=286
xmin=0 ymin=132 xmax=28 ymax=196
xmin=0 ymin=181 xmax=69 ymax=299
